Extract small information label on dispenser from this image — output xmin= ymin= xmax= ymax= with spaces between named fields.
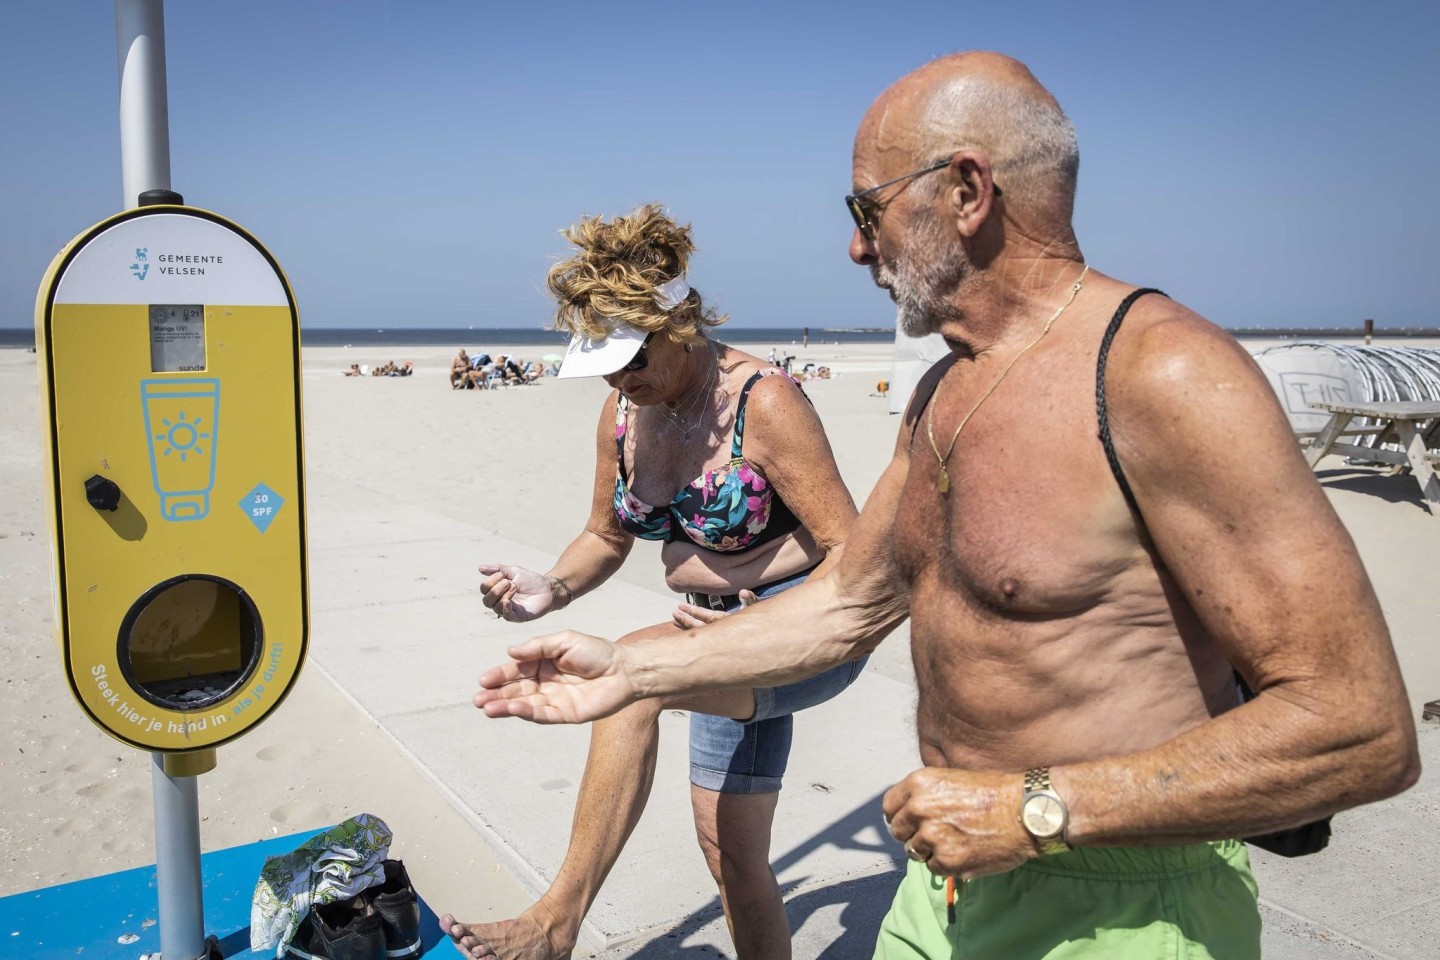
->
xmin=149 ymin=304 xmax=206 ymax=372
xmin=240 ymin=482 xmax=285 ymax=533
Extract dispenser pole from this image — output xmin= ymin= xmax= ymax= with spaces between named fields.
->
xmin=151 ymin=753 xmax=208 ymax=960
xmin=116 ymin=4 xmax=208 ymax=956
xmin=115 ymin=0 xmax=173 ymax=207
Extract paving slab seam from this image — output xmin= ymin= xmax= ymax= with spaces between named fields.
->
xmin=306 ymin=471 xmax=505 ymax=536
xmin=310 ymin=587 xmax=482 ymax=615
xmin=304 ymin=645 xmax=898 ymax=955
xmin=599 ymin=918 xmax=723 ymax=954
xmin=375 ymin=709 xmax=697 ymax=954
xmin=304 ymin=654 xmax=644 ymax=954
xmin=1342 ymin=892 xmax=1440 ymax=935
xmin=361 ymin=700 xmax=486 ymax=723
xmin=306 ymin=469 xmax=616 ymax=572
xmin=778 ymin=861 xmax=902 ymax=899
xmin=309 ymin=531 xmax=493 ymax=555
xmin=300 ymin=479 xmax=933 ymax=953
xmin=300 ymin=656 xmax=562 ymax=911
xmin=1257 ymin=897 xmax=1400 ymax=960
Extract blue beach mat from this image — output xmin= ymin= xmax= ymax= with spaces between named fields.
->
xmin=0 ymin=827 xmax=447 ymax=960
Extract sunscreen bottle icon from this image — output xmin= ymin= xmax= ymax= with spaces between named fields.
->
xmin=141 ymin=378 xmax=220 ymax=521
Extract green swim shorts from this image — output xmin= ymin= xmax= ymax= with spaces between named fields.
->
xmin=874 ymin=840 xmax=1260 ymax=959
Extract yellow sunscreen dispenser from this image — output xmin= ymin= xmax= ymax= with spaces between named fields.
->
xmin=36 ymin=205 xmax=307 ymax=761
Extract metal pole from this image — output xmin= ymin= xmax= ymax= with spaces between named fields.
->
xmin=116 ymin=10 xmax=205 ymax=955
xmin=115 ymin=0 xmax=172 ymax=207
xmin=150 ymin=753 xmax=207 ymax=960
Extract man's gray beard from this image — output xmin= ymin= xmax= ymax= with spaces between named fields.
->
xmin=870 ymin=214 xmax=964 ymax=338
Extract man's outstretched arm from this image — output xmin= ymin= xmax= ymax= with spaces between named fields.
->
xmin=474 ymin=453 xmax=910 ymax=723
xmin=471 ymin=360 xmax=948 ymax=725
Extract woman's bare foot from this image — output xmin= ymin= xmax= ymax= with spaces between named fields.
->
xmin=437 ymin=905 xmax=575 ymax=960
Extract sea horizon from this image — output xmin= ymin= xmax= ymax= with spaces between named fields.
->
xmin=5 ymin=324 xmax=1440 ymax=350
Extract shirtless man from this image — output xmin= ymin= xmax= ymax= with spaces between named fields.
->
xmin=451 ymin=348 xmax=471 ymax=388
xmin=473 ymin=53 xmax=1420 ymax=958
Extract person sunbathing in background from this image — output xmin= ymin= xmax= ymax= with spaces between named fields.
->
xmin=451 ymin=349 xmax=471 ymax=388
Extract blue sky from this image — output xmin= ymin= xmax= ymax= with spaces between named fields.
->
xmin=2 ymin=1 xmax=1436 ymax=330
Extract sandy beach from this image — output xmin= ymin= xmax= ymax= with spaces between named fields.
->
xmin=0 ymin=337 xmax=896 ymax=926
xmin=2 ymin=335 xmax=1437 ymax=958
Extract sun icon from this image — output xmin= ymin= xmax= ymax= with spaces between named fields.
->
xmin=155 ymin=410 xmax=210 ymax=462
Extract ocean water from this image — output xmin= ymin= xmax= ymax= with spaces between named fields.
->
xmin=0 ymin=325 xmax=898 ymax=349
xmin=299 ymin=326 xmax=899 ymax=347
xmin=5 ymin=324 xmax=1436 ymax=350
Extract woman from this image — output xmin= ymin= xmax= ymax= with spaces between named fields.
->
xmin=440 ymin=204 xmax=863 ymax=960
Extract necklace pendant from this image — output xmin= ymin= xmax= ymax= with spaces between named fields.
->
xmin=937 ymin=466 xmax=950 ymax=494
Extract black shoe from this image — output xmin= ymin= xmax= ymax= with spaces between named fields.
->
xmin=366 ymin=860 xmax=423 ymax=959
xmin=284 ymin=897 xmax=386 ymax=960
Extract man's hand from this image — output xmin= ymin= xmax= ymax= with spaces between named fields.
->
xmin=473 ymin=631 xmax=637 ymax=724
xmin=883 ymin=768 xmax=1037 ymax=879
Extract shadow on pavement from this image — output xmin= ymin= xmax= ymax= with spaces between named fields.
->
xmin=605 ymin=791 xmax=904 ymax=958
xmin=1315 ymin=466 xmax=1430 ymax=509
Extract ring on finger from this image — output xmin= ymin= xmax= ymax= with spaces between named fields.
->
xmin=904 ymin=842 xmax=930 ymax=863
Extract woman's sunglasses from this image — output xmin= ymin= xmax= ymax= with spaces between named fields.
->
xmin=621 ymin=332 xmax=656 ymax=372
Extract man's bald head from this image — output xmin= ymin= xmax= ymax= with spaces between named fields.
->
xmin=858 ymin=52 xmax=1080 ymax=231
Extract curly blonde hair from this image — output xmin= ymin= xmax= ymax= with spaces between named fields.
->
xmin=546 ymin=203 xmax=726 ymax=343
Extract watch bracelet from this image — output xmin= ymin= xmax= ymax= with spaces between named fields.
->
xmin=1024 ymin=766 xmax=1053 ymax=792
xmin=1022 ymin=766 xmax=1071 ymax=853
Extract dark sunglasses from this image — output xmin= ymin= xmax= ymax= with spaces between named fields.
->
xmin=845 ymin=159 xmax=1001 ymax=242
xmin=621 ymin=332 xmax=655 ymax=372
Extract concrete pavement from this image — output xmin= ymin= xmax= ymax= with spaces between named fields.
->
xmin=305 ymin=464 xmax=1440 ymax=959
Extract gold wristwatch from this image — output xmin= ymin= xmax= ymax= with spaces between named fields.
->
xmin=1020 ymin=767 xmax=1071 ymax=856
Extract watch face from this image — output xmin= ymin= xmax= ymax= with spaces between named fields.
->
xmin=1023 ymin=793 xmax=1066 ymax=839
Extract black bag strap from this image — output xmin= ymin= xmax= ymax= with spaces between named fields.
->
xmin=908 ymin=352 xmax=961 ymax=440
xmin=1095 ymin=287 xmax=1167 ymax=514
xmin=1094 ymin=288 xmax=1332 ymax=857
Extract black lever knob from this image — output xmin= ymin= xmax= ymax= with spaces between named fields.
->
xmin=85 ymin=475 xmax=121 ymax=512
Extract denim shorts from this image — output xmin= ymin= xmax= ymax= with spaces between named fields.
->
xmin=687 ymin=566 xmax=868 ymax=795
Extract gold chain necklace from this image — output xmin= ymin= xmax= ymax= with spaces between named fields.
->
xmin=926 ymin=264 xmax=1090 ymax=494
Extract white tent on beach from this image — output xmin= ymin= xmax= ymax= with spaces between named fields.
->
xmin=888 ymin=322 xmax=950 ymax=414
xmin=888 ymin=325 xmax=1375 ymax=424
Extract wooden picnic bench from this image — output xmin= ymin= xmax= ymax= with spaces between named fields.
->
xmin=1305 ymin=400 xmax=1440 ymax=507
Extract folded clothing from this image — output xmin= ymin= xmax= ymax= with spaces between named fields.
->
xmin=252 ymin=814 xmax=393 ymax=956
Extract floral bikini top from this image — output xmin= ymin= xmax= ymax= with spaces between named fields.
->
xmin=614 ymin=371 xmax=803 ymax=553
